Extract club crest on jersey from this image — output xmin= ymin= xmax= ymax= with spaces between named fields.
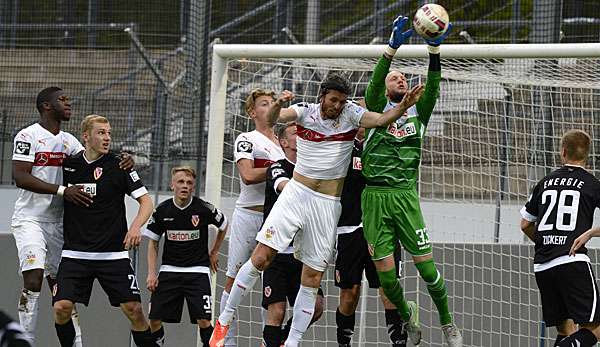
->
xmin=94 ymin=167 xmax=103 ymax=180
xmin=387 ymin=121 xmax=416 ymax=139
xmin=264 ymin=286 xmax=272 ymax=298
xmin=265 ymin=226 xmax=276 ymax=240
xmin=367 ymin=243 xmax=375 ymax=256
xmin=191 ymin=215 xmax=200 ymax=227
xmin=52 ymin=284 xmax=58 ymax=297
xmin=335 ymin=270 xmax=341 ymax=284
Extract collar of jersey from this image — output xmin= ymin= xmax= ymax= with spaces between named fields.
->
xmin=83 ymin=151 xmax=105 ymax=164
xmin=172 ymin=197 xmax=193 ymax=210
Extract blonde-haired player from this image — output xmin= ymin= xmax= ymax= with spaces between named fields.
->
xmin=219 ymin=88 xmax=285 ymax=346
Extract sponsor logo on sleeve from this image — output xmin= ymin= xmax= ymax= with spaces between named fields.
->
xmin=236 ymin=140 xmax=253 ymax=153
xmin=215 ymin=210 xmax=224 ymax=223
xmin=147 ymin=215 xmax=155 ymax=225
xmin=264 ymin=226 xmax=276 ymax=240
xmin=271 ymin=168 xmax=285 ymax=177
xmin=15 ymin=141 xmax=31 ymax=155
xmin=129 ymin=171 xmax=140 ymax=182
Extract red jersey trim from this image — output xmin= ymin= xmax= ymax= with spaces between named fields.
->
xmin=33 ymin=152 xmax=66 ymax=167
xmin=254 ymin=158 xmax=275 ymax=168
xmin=297 ymin=125 xmax=357 ymax=143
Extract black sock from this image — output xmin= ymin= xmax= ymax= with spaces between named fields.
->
xmin=558 ymin=329 xmax=598 ymax=347
xmin=336 ymin=308 xmax=355 ymax=346
xmin=55 ymin=319 xmax=76 ymax=347
xmin=385 ymin=309 xmax=408 ymax=346
xmin=554 ymin=334 xmax=567 ymax=346
xmin=132 ymin=328 xmax=154 ymax=347
xmin=263 ymin=324 xmax=283 ymax=347
xmin=199 ymin=326 xmax=213 ymax=346
xmin=281 ymin=316 xmax=293 ymax=342
xmin=152 ymin=326 xmax=165 ymax=346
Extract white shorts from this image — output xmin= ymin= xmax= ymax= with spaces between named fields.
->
xmin=11 ymin=219 xmax=63 ymax=278
xmin=225 ymin=207 xmax=263 ymax=278
xmin=256 ymin=179 xmax=342 ymax=272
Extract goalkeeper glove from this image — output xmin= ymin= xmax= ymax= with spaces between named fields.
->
xmin=424 ymin=22 xmax=453 ymax=47
xmin=385 ymin=16 xmax=413 ymax=58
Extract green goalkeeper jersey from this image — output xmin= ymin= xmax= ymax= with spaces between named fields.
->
xmin=362 ymin=56 xmax=441 ymax=189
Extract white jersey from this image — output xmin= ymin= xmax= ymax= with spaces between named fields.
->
xmin=234 ymin=130 xmax=284 ymax=208
xmin=290 ymin=102 xmax=365 ymax=180
xmin=12 ymin=123 xmax=84 ymax=222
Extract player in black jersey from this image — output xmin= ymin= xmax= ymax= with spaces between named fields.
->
xmin=334 ymin=126 xmax=407 ymax=347
xmin=0 ymin=311 xmax=31 ymax=347
xmin=53 ymin=115 xmax=157 ymax=347
xmin=521 ymin=130 xmax=600 ymax=347
xmin=143 ymin=166 xmax=228 ymax=346
xmin=261 ymin=122 xmax=323 ymax=347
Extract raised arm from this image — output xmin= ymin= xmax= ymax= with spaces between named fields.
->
xmin=360 ymin=84 xmax=425 ymax=129
xmin=267 ymin=90 xmax=298 ymax=124
xmin=415 ymin=23 xmax=452 ymax=126
xmin=365 ymin=16 xmax=413 ymax=112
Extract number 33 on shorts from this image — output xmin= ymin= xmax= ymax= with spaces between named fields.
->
xmin=415 ymin=228 xmax=430 ymax=248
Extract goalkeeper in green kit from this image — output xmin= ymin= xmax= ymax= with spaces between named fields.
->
xmin=362 ymin=16 xmax=462 ymax=347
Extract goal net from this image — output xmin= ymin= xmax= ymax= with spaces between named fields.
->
xmin=206 ymin=44 xmax=600 ymax=347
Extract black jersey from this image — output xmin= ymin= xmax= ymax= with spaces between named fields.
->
xmin=62 ymin=152 xmax=147 ymax=257
xmin=145 ymin=197 xmax=227 ymax=268
xmin=338 ymin=139 xmax=365 ymax=228
xmin=522 ymin=165 xmax=600 ymax=266
xmin=263 ymin=158 xmax=295 ymax=221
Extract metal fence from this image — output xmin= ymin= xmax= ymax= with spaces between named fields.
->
xmin=0 ymin=0 xmax=599 ymax=191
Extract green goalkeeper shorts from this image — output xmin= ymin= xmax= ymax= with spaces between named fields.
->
xmin=361 ymin=186 xmax=432 ymax=260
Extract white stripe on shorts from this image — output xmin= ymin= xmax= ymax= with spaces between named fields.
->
xmin=587 ymin=262 xmax=597 ymax=322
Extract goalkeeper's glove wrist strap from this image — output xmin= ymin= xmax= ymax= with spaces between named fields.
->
xmin=384 ymin=46 xmax=398 ymax=59
xmin=427 ymin=45 xmax=440 ymax=54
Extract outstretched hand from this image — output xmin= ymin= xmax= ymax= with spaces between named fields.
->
xmin=400 ymin=84 xmax=425 ymax=108
xmin=389 ymin=16 xmax=413 ymax=49
xmin=424 ymin=22 xmax=453 ymax=46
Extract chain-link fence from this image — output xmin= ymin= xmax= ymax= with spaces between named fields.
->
xmin=1 ymin=0 xmax=599 ymax=191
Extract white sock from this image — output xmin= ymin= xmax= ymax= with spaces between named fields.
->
xmin=218 ymin=260 xmax=261 ymax=326
xmin=284 ymin=285 xmax=318 ymax=347
xmin=72 ymin=304 xmax=83 ymax=347
xmin=17 ymin=289 xmax=40 ymax=342
xmin=220 ymin=290 xmax=236 ymax=347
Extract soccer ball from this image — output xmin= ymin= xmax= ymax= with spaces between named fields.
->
xmin=413 ymin=4 xmax=450 ymax=40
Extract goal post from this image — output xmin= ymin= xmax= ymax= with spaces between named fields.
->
xmin=205 ymin=43 xmax=600 ymax=346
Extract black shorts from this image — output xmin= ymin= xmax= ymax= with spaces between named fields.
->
xmin=149 ymin=271 xmax=212 ymax=323
xmin=335 ymin=227 xmax=402 ymax=289
xmin=262 ymin=253 xmax=324 ymax=310
xmin=53 ymin=258 xmax=141 ymax=307
xmin=535 ymin=261 xmax=600 ymax=327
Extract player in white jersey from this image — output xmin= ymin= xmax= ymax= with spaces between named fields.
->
xmin=11 ymin=87 xmax=132 ymax=345
xmin=211 ymin=73 xmax=424 ymax=347
xmin=219 ymin=88 xmax=284 ymax=346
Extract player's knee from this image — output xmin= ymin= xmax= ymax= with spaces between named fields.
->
xmin=53 ymin=300 xmax=74 ymax=322
xmin=267 ymin=303 xmax=286 ymax=323
xmin=252 ymin=244 xmax=276 ymax=270
xmin=339 ymin=287 xmax=360 ymax=313
xmin=121 ymin=301 xmax=144 ymax=320
xmin=22 ymin=269 xmax=44 ymax=292
xmin=197 ymin=319 xmax=211 ymax=329
xmin=149 ymin=319 xmax=162 ymax=332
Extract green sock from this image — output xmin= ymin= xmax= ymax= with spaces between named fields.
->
xmin=377 ymin=268 xmax=410 ymax=321
xmin=415 ymin=259 xmax=452 ymax=325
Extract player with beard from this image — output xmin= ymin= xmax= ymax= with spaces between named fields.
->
xmin=53 ymin=115 xmax=155 ymax=347
xmin=211 ymin=71 xmax=424 ymax=347
xmin=260 ymin=122 xmax=324 ymax=347
xmin=361 ymin=16 xmax=462 ymax=346
xmin=12 ymin=87 xmax=133 ymax=345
